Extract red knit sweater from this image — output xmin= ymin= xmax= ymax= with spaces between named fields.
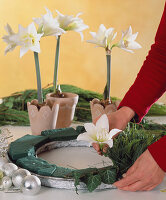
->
xmin=118 ymin=4 xmax=166 ymax=172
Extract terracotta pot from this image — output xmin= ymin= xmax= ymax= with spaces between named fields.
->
xmin=27 ymin=100 xmax=59 ymax=135
xmin=46 ymin=92 xmax=79 ymax=128
xmin=90 ymin=98 xmax=120 ymax=123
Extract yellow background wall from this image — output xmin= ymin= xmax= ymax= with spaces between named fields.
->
xmin=0 ymin=0 xmax=166 ymax=103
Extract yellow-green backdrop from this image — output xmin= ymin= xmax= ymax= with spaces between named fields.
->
xmin=0 ymin=0 xmax=166 ymax=103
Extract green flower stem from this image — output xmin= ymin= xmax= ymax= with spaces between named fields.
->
xmin=106 ymin=52 xmax=111 ymax=101
xmin=34 ymin=52 xmax=43 ymax=103
xmin=53 ymin=35 xmax=61 ymax=93
xmin=99 ymin=143 xmax=104 ymax=150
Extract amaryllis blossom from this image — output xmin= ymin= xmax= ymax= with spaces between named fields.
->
xmin=33 ymin=8 xmax=65 ymax=37
xmin=118 ymin=26 xmax=142 ymax=53
xmin=77 ymin=114 xmax=121 ymax=148
xmin=2 ymin=24 xmax=18 ymax=55
xmin=14 ymin=23 xmax=43 ymax=57
xmin=3 ymin=23 xmax=43 ymax=57
xmin=56 ymin=10 xmax=89 ymax=40
xmin=87 ymin=24 xmax=117 ymax=50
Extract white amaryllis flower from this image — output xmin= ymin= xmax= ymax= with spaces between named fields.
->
xmin=77 ymin=114 xmax=121 ymax=148
xmin=2 ymin=24 xmax=18 ymax=55
xmin=33 ymin=8 xmax=65 ymax=37
xmin=56 ymin=10 xmax=89 ymax=40
xmin=87 ymin=24 xmax=117 ymax=50
xmin=118 ymin=26 xmax=142 ymax=53
xmin=11 ymin=22 xmax=43 ymax=58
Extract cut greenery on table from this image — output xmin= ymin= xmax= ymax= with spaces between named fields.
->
xmin=0 ymin=84 xmax=166 ymax=126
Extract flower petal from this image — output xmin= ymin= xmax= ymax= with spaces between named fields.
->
xmin=109 ymin=129 xmax=121 ymax=138
xmin=99 ymin=24 xmax=106 ymax=33
xmin=120 ymin=47 xmax=134 ymax=53
xmin=84 ymin=123 xmax=96 ymax=134
xmin=104 ymin=139 xmax=113 ymax=148
xmin=30 ymin=43 xmax=41 ymax=53
xmin=126 ymin=25 xmax=132 ymax=38
xmin=20 ymin=47 xmax=29 ymax=58
xmin=5 ymin=24 xmax=15 ymax=35
xmin=128 ymin=32 xmax=138 ymax=41
xmin=96 ymin=114 xmax=109 ymax=132
xmin=28 ymin=22 xmax=37 ymax=34
xmin=77 ymin=132 xmax=95 ymax=146
xmin=128 ymin=41 xmax=142 ymax=49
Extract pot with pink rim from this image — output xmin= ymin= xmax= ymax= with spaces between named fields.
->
xmin=27 ymin=99 xmax=60 ymax=135
xmin=90 ymin=98 xmax=120 ymax=124
xmin=46 ymin=92 xmax=79 ymax=129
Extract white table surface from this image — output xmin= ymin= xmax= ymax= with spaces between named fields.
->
xmin=0 ymin=125 xmax=166 ymax=200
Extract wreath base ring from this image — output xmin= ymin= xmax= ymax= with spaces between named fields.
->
xmin=8 ymin=140 xmax=115 ymax=190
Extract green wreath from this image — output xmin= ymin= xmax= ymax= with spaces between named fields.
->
xmin=8 ymin=125 xmax=165 ymax=192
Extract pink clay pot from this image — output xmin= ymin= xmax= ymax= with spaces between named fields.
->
xmin=46 ymin=92 xmax=79 ymax=129
xmin=90 ymin=98 xmax=120 ymax=124
xmin=27 ymin=99 xmax=59 ymax=135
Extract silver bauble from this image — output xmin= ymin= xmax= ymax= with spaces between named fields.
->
xmin=12 ymin=169 xmax=31 ymax=188
xmin=21 ymin=175 xmax=41 ymax=195
xmin=2 ymin=163 xmax=18 ymax=177
xmin=2 ymin=176 xmax=12 ymax=189
xmin=0 ymin=157 xmax=8 ymax=170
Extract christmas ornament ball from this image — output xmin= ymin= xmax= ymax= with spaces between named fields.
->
xmin=12 ymin=169 xmax=31 ymax=188
xmin=2 ymin=176 xmax=12 ymax=189
xmin=0 ymin=157 xmax=8 ymax=170
xmin=2 ymin=163 xmax=18 ymax=177
xmin=21 ymin=175 xmax=41 ymax=195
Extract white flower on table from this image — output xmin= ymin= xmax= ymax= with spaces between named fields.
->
xmin=33 ymin=8 xmax=65 ymax=37
xmin=87 ymin=24 xmax=117 ymax=50
xmin=77 ymin=114 xmax=121 ymax=148
xmin=56 ymin=10 xmax=89 ymax=40
xmin=2 ymin=24 xmax=18 ymax=55
xmin=118 ymin=26 xmax=142 ymax=53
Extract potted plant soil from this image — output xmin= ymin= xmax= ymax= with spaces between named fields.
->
xmin=87 ymin=25 xmax=141 ymax=123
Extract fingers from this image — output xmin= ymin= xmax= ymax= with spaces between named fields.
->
xmin=118 ymin=181 xmax=147 ymax=192
xmin=92 ymin=143 xmax=100 ymax=152
xmin=114 ymin=172 xmax=138 ymax=188
xmin=92 ymin=143 xmax=109 ymax=155
xmin=92 ymin=143 xmax=103 ymax=155
xmin=142 ymin=184 xmax=158 ymax=191
xmin=126 ymin=165 xmax=137 ymax=176
xmin=103 ymin=144 xmax=109 ymax=153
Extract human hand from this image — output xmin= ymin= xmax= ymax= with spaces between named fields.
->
xmin=113 ymin=149 xmax=165 ymax=191
xmin=93 ymin=106 xmax=135 ymax=155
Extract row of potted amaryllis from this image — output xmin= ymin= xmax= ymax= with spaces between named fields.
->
xmin=2 ymin=8 xmax=141 ymax=135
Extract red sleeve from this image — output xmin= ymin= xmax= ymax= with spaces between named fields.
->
xmin=118 ymin=4 xmax=166 ymax=172
xmin=148 ymin=136 xmax=166 ymax=172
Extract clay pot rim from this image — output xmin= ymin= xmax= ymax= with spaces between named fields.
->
xmin=27 ymin=100 xmax=59 ymax=111
xmin=47 ymin=92 xmax=79 ymax=99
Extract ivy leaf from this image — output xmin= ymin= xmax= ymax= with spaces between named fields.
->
xmin=100 ymin=168 xmax=117 ymax=184
xmin=86 ymin=174 xmax=101 ymax=192
xmin=73 ymin=171 xmax=81 ymax=194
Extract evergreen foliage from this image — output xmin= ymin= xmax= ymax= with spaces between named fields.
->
xmin=0 ymin=85 xmax=166 ymax=125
